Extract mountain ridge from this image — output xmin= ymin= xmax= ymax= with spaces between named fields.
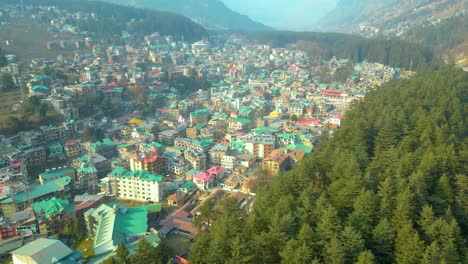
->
xmin=319 ymin=0 xmax=466 ymax=37
xmin=98 ymin=0 xmax=271 ymax=31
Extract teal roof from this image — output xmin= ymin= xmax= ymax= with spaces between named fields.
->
xmin=117 ymin=144 xmax=132 ymax=149
xmin=39 ymin=167 xmax=75 ymax=182
xmin=279 ymin=133 xmax=297 ymax=140
xmin=77 ymin=166 xmax=97 ymax=174
xmin=232 ymin=117 xmax=251 ymax=125
xmin=186 ymin=169 xmax=201 ymax=176
xmin=239 ymin=107 xmax=253 ymax=115
xmin=144 ymin=142 xmax=163 ymax=150
xmin=91 ymin=138 xmax=114 ymax=149
xmin=111 ymin=167 xmax=163 ymax=182
xmin=190 ymin=108 xmax=209 ymax=117
xmin=3 ymin=176 xmax=72 ymax=205
xmin=181 ymin=181 xmax=195 ymax=189
xmin=90 ymin=204 xmax=149 ymax=251
xmin=229 ymin=141 xmax=245 ymax=149
xmin=251 ymin=126 xmax=279 ymax=135
xmin=115 ymin=206 xmax=148 ymax=234
xmin=32 ymin=197 xmax=75 ymax=219
xmin=287 ymin=144 xmax=313 ymax=155
xmin=31 ymin=85 xmax=50 ymax=93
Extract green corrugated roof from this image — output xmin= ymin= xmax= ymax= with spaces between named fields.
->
xmin=229 ymin=141 xmax=245 ymax=149
xmin=115 ymin=206 xmax=148 ymax=234
xmin=91 ymin=138 xmax=114 ymax=149
xmin=279 ymin=133 xmax=297 ymax=140
xmin=77 ymin=166 xmax=97 ymax=174
xmin=32 ymin=197 xmax=75 ymax=219
xmin=111 ymin=167 xmax=163 ymax=182
xmin=144 ymin=142 xmax=163 ymax=150
xmin=190 ymin=108 xmax=209 ymax=117
xmin=181 ymin=181 xmax=195 ymax=189
xmin=251 ymin=126 xmax=279 ymax=135
xmin=90 ymin=203 xmax=149 ymax=250
xmin=39 ymin=167 xmax=75 ymax=181
xmin=3 ymin=176 xmax=72 ymax=205
xmin=232 ymin=117 xmax=251 ymax=125
xmin=287 ymin=144 xmax=313 ymax=155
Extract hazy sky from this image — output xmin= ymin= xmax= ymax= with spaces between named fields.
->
xmin=222 ymin=0 xmax=338 ymax=30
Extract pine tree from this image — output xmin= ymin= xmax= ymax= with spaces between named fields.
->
xmin=395 ymin=224 xmax=424 ymax=264
xmin=357 ymin=250 xmax=375 ymax=264
xmin=324 ymin=236 xmax=345 ymax=264
xmin=132 ymin=239 xmax=155 ymax=263
xmin=115 ymin=241 xmax=130 ymax=264
xmin=371 ymin=218 xmax=395 ymax=264
xmin=340 ymin=225 xmax=365 ymax=264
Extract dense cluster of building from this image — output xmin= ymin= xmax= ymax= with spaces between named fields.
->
xmin=0 ymin=4 xmax=409 ymax=264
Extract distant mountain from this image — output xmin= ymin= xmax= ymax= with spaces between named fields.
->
xmin=403 ymin=14 xmax=467 ymax=66
xmin=2 ymin=0 xmax=208 ymax=42
xmin=319 ymin=0 xmax=466 ymax=37
xmin=99 ymin=0 xmax=271 ymax=31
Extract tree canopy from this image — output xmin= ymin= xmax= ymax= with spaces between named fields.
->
xmin=404 ymin=14 xmax=467 ymax=54
xmin=243 ymin=31 xmax=439 ymax=69
xmin=188 ymin=67 xmax=467 ymax=263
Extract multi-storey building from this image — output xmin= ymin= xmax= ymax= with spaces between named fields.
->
xmin=174 ymin=138 xmax=213 ymax=154
xmin=129 ymin=148 xmax=164 ymax=174
xmin=209 ymin=144 xmax=228 ymax=166
xmin=32 ymin=197 xmax=75 ymax=234
xmin=241 ymin=133 xmax=276 ymax=159
xmin=189 ymin=108 xmax=209 ymax=125
xmin=228 ymin=117 xmax=252 ymax=132
xmin=39 ymin=166 xmax=75 ymax=185
xmin=108 ymin=167 xmax=164 ymax=202
xmin=22 ymin=147 xmax=47 ymax=167
xmin=184 ymin=149 xmax=207 ymax=171
xmin=64 ymin=141 xmax=81 ymax=160
xmin=84 ymin=138 xmax=117 ymax=159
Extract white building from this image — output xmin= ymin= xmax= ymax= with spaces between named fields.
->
xmin=108 ymin=166 xmax=163 ymax=202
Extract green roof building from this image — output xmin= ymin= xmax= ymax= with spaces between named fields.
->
xmin=85 ymin=204 xmax=150 ymax=256
xmin=109 ymin=167 xmax=163 ymax=202
xmin=39 ymin=166 xmax=75 ymax=184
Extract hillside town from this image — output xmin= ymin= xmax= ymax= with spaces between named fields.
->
xmin=0 ymin=4 xmax=412 ymax=264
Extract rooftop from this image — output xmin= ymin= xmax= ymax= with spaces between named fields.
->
xmin=39 ymin=167 xmax=75 ymax=182
xmin=32 ymin=197 xmax=75 ymax=220
xmin=88 ymin=204 xmax=149 ymax=252
xmin=111 ymin=167 xmax=163 ymax=182
xmin=2 ymin=176 xmax=72 ymax=205
xmin=11 ymin=238 xmax=73 ymax=264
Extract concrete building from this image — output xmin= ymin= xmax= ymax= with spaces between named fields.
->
xmin=129 ymin=148 xmax=164 ymax=174
xmin=108 ymin=167 xmax=163 ymax=202
xmin=241 ymin=133 xmax=276 ymax=159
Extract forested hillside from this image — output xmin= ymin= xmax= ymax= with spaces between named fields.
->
xmin=404 ymin=15 xmax=467 ymax=55
xmin=246 ymin=31 xmax=438 ymax=69
xmin=2 ymin=0 xmax=208 ymax=41
xmin=189 ymin=67 xmax=467 ymax=264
